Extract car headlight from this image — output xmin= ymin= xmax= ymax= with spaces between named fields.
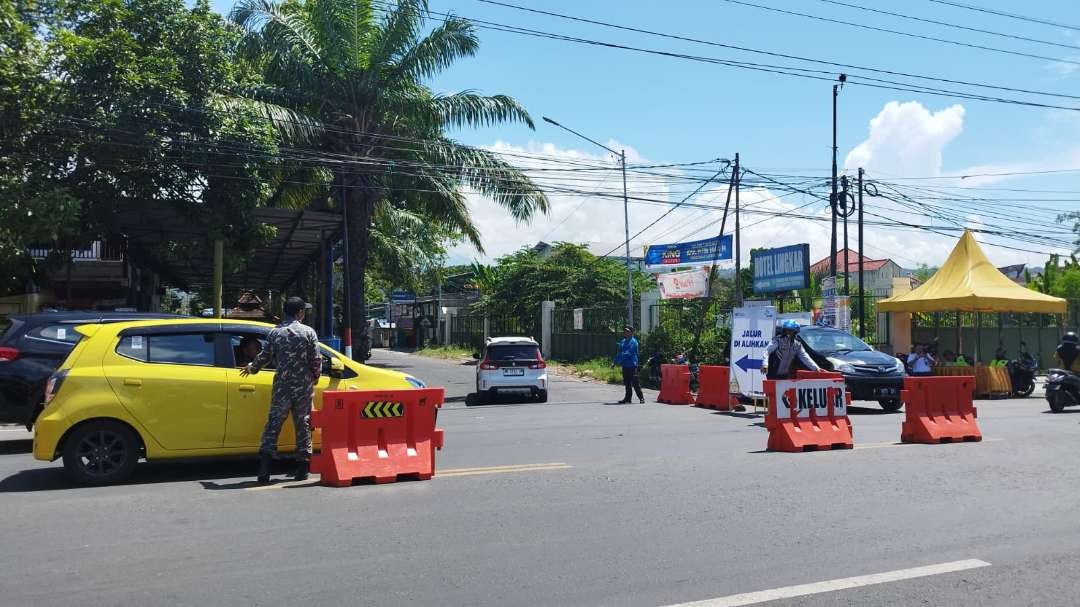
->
xmin=893 ymin=359 xmax=906 ymax=373
xmin=405 ymin=375 xmax=426 ymax=388
xmin=828 ymin=358 xmax=855 ymax=374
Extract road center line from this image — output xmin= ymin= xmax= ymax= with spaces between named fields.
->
xmin=661 ymin=559 xmax=991 ymax=607
xmin=245 ymin=462 xmax=572 ymax=490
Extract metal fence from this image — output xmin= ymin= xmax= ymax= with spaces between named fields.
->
xmin=911 ymin=300 xmax=1080 ymax=368
xmin=446 ymin=312 xmax=541 ymax=353
xmin=550 ymin=306 xmax=629 ymax=362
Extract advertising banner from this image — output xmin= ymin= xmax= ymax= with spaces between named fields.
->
xmin=644 ymin=235 xmax=732 ymax=271
xmin=820 ymin=296 xmax=850 ymax=332
xmin=730 ymin=305 xmax=776 ymax=396
xmin=751 ymin=244 xmax=810 ymax=293
xmin=657 ymin=267 xmax=710 ymax=300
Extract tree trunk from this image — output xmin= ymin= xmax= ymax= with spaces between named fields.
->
xmin=346 ymin=178 xmax=375 ymax=361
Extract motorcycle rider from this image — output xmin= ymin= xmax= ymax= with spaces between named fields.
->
xmin=763 ymin=320 xmax=821 ymax=379
xmin=1055 ymin=332 xmax=1080 ymax=373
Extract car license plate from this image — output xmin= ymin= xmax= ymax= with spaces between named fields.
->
xmin=504 ymin=368 xmax=525 ymax=376
xmin=875 ymin=388 xmax=897 ymax=396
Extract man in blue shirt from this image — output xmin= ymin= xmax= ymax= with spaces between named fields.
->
xmin=614 ymin=326 xmax=645 ymax=404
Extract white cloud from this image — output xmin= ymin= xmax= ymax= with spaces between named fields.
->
xmin=453 ymin=100 xmax=1071 ymax=272
xmin=844 ymin=101 xmax=965 ymax=177
xmin=1046 ymin=56 xmax=1080 ymax=78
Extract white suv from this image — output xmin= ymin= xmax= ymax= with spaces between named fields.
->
xmin=475 ymin=337 xmax=548 ymax=403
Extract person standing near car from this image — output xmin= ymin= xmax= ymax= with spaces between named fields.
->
xmin=763 ymin=320 xmax=820 ymax=379
xmin=614 ymin=326 xmax=645 ymax=404
xmin=242 ymin=297 xmax=322 ymax=484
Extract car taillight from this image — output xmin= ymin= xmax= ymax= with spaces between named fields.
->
xmin=45 ymin=370 xmax=68 ymax=404
xmin=479 ymin=359 xmax=498 ymax=370
xmin=0 ymin=347 xmax=19 ymax=362
xmin=529 ymin=351 xmax=546 ymax=370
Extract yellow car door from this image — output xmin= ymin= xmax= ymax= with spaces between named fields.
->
xmin=106 ymin=331 xmax=227 ymax=450
xmin=222 ymin=332 xmax=333 ymax=450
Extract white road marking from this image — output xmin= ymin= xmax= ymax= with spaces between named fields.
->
xmin=662 ymin=559 xmax=991 ymax=607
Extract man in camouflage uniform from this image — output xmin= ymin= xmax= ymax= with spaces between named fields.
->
xmin=242 ymin=297 xmax=322 ymax=484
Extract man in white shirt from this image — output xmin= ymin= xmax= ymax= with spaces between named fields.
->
xmin=907 ymin=343 xmax=935 ymax=376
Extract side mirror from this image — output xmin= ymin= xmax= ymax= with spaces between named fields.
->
xmin=329 ymin=357 xmax=345 ymax=379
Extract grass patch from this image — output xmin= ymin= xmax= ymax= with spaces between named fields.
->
xmin=415 ymin=345 xmax=475 ymax=361
xmin=551 ymin=358 xmax=623 ymax=385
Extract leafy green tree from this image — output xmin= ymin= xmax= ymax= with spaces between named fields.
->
xmin=912 ymin=263 xmax=938 ymax=284
xmin=474 ymin=243 xmax=653 ymax=320
xmin=231 ymin=0 xmax=547 ymax=358
xmin=2 ymin=0 xmax=280 ymax=293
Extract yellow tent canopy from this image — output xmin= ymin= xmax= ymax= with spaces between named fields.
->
xmin=877 ymin=230 xmax=1067 ymax=314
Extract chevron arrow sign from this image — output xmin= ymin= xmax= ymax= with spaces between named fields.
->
xmin=361 ymin=401 xmax=404 ymax=418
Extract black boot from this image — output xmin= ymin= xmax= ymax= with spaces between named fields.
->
xmin=293 ymin=459 xmax=309 ymax=482
xmin=257 ymin=453 xmax=272 ymax=484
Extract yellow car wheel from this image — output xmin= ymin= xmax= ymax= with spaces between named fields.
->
xmin=62 ymin=420 xmax=140 ymax=486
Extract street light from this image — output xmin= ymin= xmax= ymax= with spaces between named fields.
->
xmin=542 ymin=116 xmax=634 ymax=327
xmin=830 ymin=73 xmax=847 ymax=279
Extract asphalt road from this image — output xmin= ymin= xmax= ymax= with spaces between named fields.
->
xmin=2 ymin=350 xmax=1080 ymax=606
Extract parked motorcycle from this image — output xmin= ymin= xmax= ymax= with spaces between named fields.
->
xmin=1046 ymin=369 xmax=1080 ymax=413
xmin=1006 ymin=342 xmax=1038 ymax=398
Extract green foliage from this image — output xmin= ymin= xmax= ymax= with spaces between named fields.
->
xmin=473 ymin=243 xmax=653 ymax=320
xmin=912 ymin=263 xmax=939 ymax=284
xmin=231 ymin=0 xmax=548 ymax=352
xmin=2 ymin=0 xmax=281 ymax=290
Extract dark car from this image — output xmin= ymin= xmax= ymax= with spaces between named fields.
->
xmin=797 ymin=326 xmax=906 ymax=412
xmin=0 ymin=311 xmax=182 ymax=428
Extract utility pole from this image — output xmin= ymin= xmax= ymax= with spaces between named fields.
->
xmin=830 ymin=74 xmax=847 ymax=279
xmin=620 ymin=149 xmax=633 ymax=327
xmin=690 ymin=156 xmax=737 ymax=361
xmin=734 ymin=153 xmax=742 ymax=305
xmin=542 ymin=116 xmax=634 ymax=327
xmin=341 ymin=178 xmax=353 ymax=359
xmin=857 ymin=168 xmax=866 ymax=339
xmin=841 ymin=175 xmax=851 ymax=296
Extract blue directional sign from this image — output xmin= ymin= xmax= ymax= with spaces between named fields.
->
xmin=735 ymin=354 xmax=763 ymax=373
xmin=644 ymin=235 xmax=732 ymax=271
xmin=391 ymin=290 xmax=416 ymax=304
xmin=751 ymin=244 xmax=811 ymax=294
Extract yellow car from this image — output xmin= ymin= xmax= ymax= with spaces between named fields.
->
xmin=33 ymin=319 xmax=423 ymax=485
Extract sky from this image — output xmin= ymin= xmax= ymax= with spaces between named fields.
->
xmin=209 ymin=0 xmax=1080 ymax=270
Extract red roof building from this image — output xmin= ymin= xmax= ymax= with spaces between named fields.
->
xmin=810 ymin=249 xmax=906 ymax=297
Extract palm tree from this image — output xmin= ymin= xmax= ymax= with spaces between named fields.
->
xmin=231 ymin=0 xmax=548 ymax=359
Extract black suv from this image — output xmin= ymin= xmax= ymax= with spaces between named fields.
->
xmin=797 ymin=325 xmax=907 ymax=412
xmin=0 ymin=311 xmax=181 ymax=428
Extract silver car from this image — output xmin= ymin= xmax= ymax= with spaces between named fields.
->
xmin=475 ymin=337 xmax=548 ymax=403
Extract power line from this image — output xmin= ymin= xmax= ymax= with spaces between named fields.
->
xmin=469 ymin=0 xmax=1080 ymax=109
xmin=599 ymin=165 xmax=729 ymax=258
xmin=816 ymin=0 xmax=1080 ymax=52
xmin=924 ymin=0 xmax=1080 ymax=32
xmin=719 ymin=0 xmax=1080 ymax=67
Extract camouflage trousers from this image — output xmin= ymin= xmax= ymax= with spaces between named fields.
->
xmin=259 ymin=392 xmax=313 ymax=459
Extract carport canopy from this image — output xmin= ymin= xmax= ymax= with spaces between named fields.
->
xmin=112 ymin=205 xmax=341 ymax=293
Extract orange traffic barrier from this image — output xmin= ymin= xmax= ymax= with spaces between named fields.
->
xmin=900 ymin=376 xmax=981 ymax=444
xmin=694 ymin=365 xmax=740 ymax=410
xmin=796 ymin=370 xmax=853 ymax=407
xmin=310 ymin=387 xmax=445 ymax=487
xmin=657 ymin=364 xmax=693 ymax=405
xmin=764 ymin=376 xmax=854 ymax=452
